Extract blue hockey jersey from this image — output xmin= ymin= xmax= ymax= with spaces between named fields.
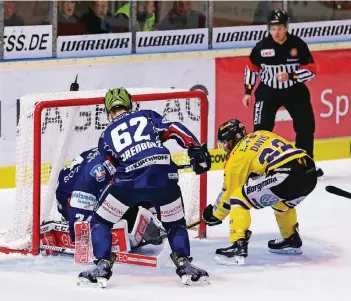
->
xmin=56 ymin=147 xmax=115 ymax=239
xmin=98 ymin=110 xmax=200 ymax=189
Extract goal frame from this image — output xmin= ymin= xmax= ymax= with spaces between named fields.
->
xmin=0 ymin=90 xmax=208 ymax=256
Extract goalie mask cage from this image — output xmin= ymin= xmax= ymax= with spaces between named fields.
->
xmin=0 ymin=89 xmax=208 ymax=256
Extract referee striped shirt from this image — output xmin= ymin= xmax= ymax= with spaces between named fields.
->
xmin=244 ymin=33 xmax=316 ymax=94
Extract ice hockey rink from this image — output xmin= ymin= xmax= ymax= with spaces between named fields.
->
xmin=0 ymin=158 xmax=350 ymax=301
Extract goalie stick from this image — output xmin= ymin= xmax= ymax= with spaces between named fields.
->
xmin=40 ymin=219 xmax=204 ymax=253
xmin=325 ymin=185 xmax=351 ymax=199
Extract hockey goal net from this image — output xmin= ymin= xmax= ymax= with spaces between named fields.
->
xmin=0 ymin=88 xmax=208 ymax=256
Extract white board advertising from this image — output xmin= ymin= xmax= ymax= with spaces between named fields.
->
xmin=57 ymin=32 xmax=132 ymax=58
xmin=213 ymin=19 xmax=351 ymax=49
xmin=4 ymin=25 xmax=53 ymax=60
xmin=0 ymin=58 xmax=215 ymax=167
xmin=136 ymin=28 xmax=208 ymax=54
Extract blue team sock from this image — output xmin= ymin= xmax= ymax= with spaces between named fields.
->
xmin=90 ymin=215 xmax=112 ymax=260
xmin=163 ymin=220 xmax=190 ymax=257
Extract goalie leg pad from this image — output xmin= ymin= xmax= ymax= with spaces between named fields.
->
xmin=129 ymin=207 xmax=153 ymax=248
xmin=129 ymin=206 xmax=167 ymax=247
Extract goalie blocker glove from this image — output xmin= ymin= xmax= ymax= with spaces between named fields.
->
xmin=202 ymin=204 xmax=222 ymax=226
xmin=187 ymin=143 xmax=211 ymax=175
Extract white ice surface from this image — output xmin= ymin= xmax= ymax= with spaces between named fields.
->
xmin=1 ymin=159 xmax=351 ymax=301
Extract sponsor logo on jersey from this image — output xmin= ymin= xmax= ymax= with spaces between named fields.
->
xmin=103 ymin=160 xmax=116 ymax=176
xmin=90 ymin=164 xmax=106 ymax=182
xmin=125 ymin=154 xmax=171 ymax=172
xmin=168 ymin=173 xmax=179 ymax=179
xmin=261 ymin=49 xmax=275 ymax=57
xmin=260 ymin=194 xmax=279 ymax=206
xmin=246 ymin=177 xmax=278 ymax=194
xmin=63 ymin=166 xmax=80 ymax=183
xmin=87 ymin=149 xmax=100 ymax=163
xmin=290 ymin=48 xmax=298 ymax=57
xmin=70 ymin=191 xmax=97 ymax=211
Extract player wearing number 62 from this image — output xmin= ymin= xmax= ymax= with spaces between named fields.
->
xmin=202 ymin=119 xmax=318 ymax=265
xmin=78 ymin=88 xmax=211 ymax=287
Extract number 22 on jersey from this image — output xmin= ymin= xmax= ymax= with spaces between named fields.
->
xmin=258 ymin=138 xmax=293 ymax=165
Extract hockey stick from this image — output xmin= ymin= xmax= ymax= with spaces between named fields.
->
xmin=186 ymin=219 xmax=204 ymax=229
xmin=325 ymin=185 xmax=351 ymax=199
xmin=40 ymin=244 xmax=73 ymax=253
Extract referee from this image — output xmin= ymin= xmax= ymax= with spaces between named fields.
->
xmin=242 ymin=10 xmax=323 ymax=177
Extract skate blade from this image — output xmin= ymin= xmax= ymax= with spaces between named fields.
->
xmin=77 ymin=277 xmax=108 ymax=289
xmin=269 ymin=247 xmax=303 ymax=255
xmin=215 ymin=255 xmax=246 ymax=266
xmin=181 ymin=275 xmax=210 ymax=286
xmin=97 ymin=277 xmax=108 ymax=288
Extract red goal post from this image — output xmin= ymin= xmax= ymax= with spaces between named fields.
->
xmin=0 ymin=90 xmax=209 ymax=256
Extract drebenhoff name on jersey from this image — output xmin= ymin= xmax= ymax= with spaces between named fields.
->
xmin=125 ymin=154 xmax=171 ymax=172
xmin=120 ymin=141 xmax=162 ymax=161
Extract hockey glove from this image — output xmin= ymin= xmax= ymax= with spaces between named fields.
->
xmin=187 ymin=143 xmax=211 ymax=175
xmin=202 ymin=204 xmax=222 ymax=226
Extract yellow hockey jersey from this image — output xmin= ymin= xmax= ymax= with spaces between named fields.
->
xmin=213 ymin=130 xmax=309 ymax=220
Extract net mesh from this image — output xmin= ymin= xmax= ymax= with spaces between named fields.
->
xmin=0 ymin=88 xmax=206 ymax=251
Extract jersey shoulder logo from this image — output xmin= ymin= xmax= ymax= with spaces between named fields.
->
xmin=90 ymin=164 xmax=106 ymax=182
xmin=261 ymin=49 xmax=275 ymax=57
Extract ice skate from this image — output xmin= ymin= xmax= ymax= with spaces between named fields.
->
xmin=268 ymin=223 xmax=303 ymax=254
xmin=170 ymin=252 xmax=210 ymax=286
xmin=215 ymin=230 xmax=252 ymax=265
xmin=77 ymin=253 xmax=116 ymax=288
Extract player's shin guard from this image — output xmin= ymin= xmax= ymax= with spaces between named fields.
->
xmin=272 ymin=204 xmax=297 ymax=238
xmin=229 ymin=205 xmax=251 ymax=243
xmin=90 ymin=214 xmax=113 ymax=260
xmin=163 ymin=218 xmax=190 ymax=257
xmin=269 ymin=204 xmax=302 ymax=254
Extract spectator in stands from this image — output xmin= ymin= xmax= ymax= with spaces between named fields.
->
xmin=58 ymin=1 xmax=78 ymax=23
xmin=80 ymin=1 xmax=115 ymax=34
xmin=253 ymin=1 xmax=297 ymax=25
xmin=115 ymin=1 xmax=155 ymax=32
xmin=154 ymin=1 xmax=205 ymax=31
xmin=32 ymin=1 xmax=50 ymax=25
xmin=4 ymin=0 xmax=24 ymax=26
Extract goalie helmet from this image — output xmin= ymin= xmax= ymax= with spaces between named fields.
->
xmin=217 ymin=119 xmax=247 ymax=151
xmin=267 ymin=10 xmax=289 ymax=28
xmin=104 ymin=88 xmax=132 ymax=113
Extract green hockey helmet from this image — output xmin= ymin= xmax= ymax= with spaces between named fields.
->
xmin=104 ymin=88 xmax=132 ymax=113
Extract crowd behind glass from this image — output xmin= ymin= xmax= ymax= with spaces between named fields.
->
xmin=3 ymin=1 xmax=351 ymax=35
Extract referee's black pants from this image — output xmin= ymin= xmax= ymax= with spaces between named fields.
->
xmin=253 ymin=83 xmax=315 ymax=158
